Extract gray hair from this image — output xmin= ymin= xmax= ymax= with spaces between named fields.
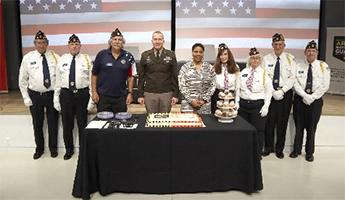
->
xmin=108 ymin=36 xmax=126 ymax=48
xmin=245 ymin=54 xmax=263 ymax=68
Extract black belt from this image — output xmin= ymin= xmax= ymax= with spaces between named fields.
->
xmin=29 ymin=89 xmax=53 ymax=96
xmin=62 ymin=87 xmax=88 ymax=94
xmin=240 ymin=98 xmax=264 ymax=104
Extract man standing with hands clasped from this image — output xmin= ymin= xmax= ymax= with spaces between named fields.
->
xmin=289 ymin=40 xmax=330 ymax=162
xmin=19 ymin=30 xmax=59 ymax=159
xmin=91 ymin=28 xmax=136 ymax=113
xmin=262 ymin=33 xmax=297 ymax=159
xmin=54 ymin=34 xmax=93 ymax=160
xmin=137 ymin=31 xmax=179 ymax=113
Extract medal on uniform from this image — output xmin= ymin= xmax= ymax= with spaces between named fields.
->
xmin=306 ymin=89 xmax=311 ymax=93
xmin=274 ymin=79 xmax=278 ymax=83
xmin=45 ymin=79 xmax=50 ymax=83
xmin=70 ymin=81 xmax=74 ymax=86
xmin=121 ymin=59 xmax=126 ymax=64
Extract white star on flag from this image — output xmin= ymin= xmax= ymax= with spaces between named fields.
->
xmin=59 ymin=3 xmax=66 ymax=10
xmin=51 ymin=0 xmax=57 ymax=4
xmin=183 ymin=7 xmax=190 ymax=14
xmin=207 ymin=1 xmax=214 ymax=7
xmin=215 ymin=7 xmax=221 ymax=14
xmin=27 ymin=4 xmax=34 ymax=11
xmin=90 ymin=2 xmax=97 ymax=9
xmin=43 ymin=3 xmax=50 ymax=10
xmin=222 ymin=0 xmax=229 ymax=7
xmin=176 ymin=1 xmax=182 ymax=7
xmin=35 ymin=0 xmax=41 ymax=4
xmin=191 ymin=0 xmax=198 ymax=7
xmin=230 ymin=7 xmax=237 ymax=14
xmin=75 ymin=2 xmax=81 ymax=10
xmin=20 ymin=0 xmax=25 ymax=4
xmin=83 ymin=0 xmax=88 ymax=2
xmin=199 ymin=7 xmax=206 ymax=14
xmin=237 ymin=0 xmax=244 ymax=8
xmin=245 ymin=7 xmax=251 ymax=14
xmin=67 ymin=0 xmax=73 ymax=3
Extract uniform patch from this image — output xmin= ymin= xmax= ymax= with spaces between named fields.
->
xmin=121 ymin=59 xmax=126 ymax=64
xmin=106 ymin=63 xmax=113 ymax=67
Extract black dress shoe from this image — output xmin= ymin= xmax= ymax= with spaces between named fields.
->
xmin=51 ymin=151 xmax=58 ymax=158
xmin=289 ymin=151 xmax=301 ymax=158
xmin=306 ymin=154 xmax=314 ymax=162
xmin=33 ymin=151 xmax=43 ymax=160
xmin=64 ymin=152 xmax=74 ymax=160
xmin=262 ymin=150 xmax=271 ymax=157
xmin=276 ymin=152 xmax=284 ymax=159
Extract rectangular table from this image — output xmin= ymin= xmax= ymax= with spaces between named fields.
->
xmin=72 ymin=115 xmax=263 ymax=199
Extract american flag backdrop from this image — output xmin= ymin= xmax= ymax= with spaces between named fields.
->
xmin=175 ymin=0 xmax=321 ymax=61
xmin=20 ymin=0 xmax=321 ymax=62
xmin=19 ymin=0 xmax=172 ymax=60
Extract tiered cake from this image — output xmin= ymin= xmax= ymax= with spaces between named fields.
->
xmin=214 ymin=90 xmax=238 ymax=123
xmin=146 ymin=113 xmax=204 ymax=127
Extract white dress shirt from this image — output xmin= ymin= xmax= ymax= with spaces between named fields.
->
xmin=240 ymin=66 xmax=273 ymax=107
xmin=54 ymin=53 xmax=93 ymax=103
xmin=215 ymin=64 xmax=241 ymax=106
xmin=262 ymin=52 xmax=297 ymax=93
xmin=19 ymin=50 xmax=59 ymax=101
xmin=294 ymin=59 xmax=330 ymax=100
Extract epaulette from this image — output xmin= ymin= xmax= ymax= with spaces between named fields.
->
xmin=50 ymin=51 xmax=58 ymax=64
xmin=84 ymin=54 xmax=90 ymax=71
xmin=286 ymin=54 xmax=292 ymax=66
xmin=320 ymin=61 xmax=324 ymax=73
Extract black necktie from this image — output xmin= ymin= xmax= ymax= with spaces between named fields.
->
xmin=156 ymin=51 xmax=160 ymax=59
xmin=69 ymin=56 xmax=76 ymax=92
xmin=305 ymin=64 xmax=313 ymax=94
xmin=273 ymin=57 xmax=280 ymax=90
xmin=42 ymin=54 xmax=51 ymax=88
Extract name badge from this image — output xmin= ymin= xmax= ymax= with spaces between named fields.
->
xmin=30 ymin=61 xmax=36 ymax=65
xmin=268 ymin=64 xmax=274 ymax=67
xmin=63 ymin=63 xmax=68 ymax=67
xmin=242 ymin=74 xmax=248 ymax=77
xmin=298 ymin=70 xmax=304 ymax=74
xmin=106 ymin=63 xmax=113 ymax=67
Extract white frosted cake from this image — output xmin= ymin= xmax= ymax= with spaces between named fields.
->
xmin=146 ymin=113 xmax=203 ymax=127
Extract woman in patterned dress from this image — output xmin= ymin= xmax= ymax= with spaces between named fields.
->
xmin=178 ymin=43 xmax=216 ymax=114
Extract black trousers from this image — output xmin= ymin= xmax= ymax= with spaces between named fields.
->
xmin=238 ymin=99 xmax=266 ymax=152
xmin=211 ymin=89 xmax=220 ymax=114
xmin=97 ymin=94 xmax=127 ymax=114
xmin=28 ymin=90 xmax=58 ymax=152
xmin=292 ymin=94 xmax=323 ymax=155
xmin=60 ymin=88 xmax=90 ymax=153
xmin=264 ymin=90 xmax=293 ymax=153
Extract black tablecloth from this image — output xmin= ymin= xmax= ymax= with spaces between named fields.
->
xmin=72 ymin=115 xmax=263 ymax=199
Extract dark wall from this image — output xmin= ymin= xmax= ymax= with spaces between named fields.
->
xmin=2 ymin=0 xmax=345 ymax=90
xmin=2 ymin=0 xmax=21 ymax=90
xmin=319 ymin=0 xmax=345 ymax=60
